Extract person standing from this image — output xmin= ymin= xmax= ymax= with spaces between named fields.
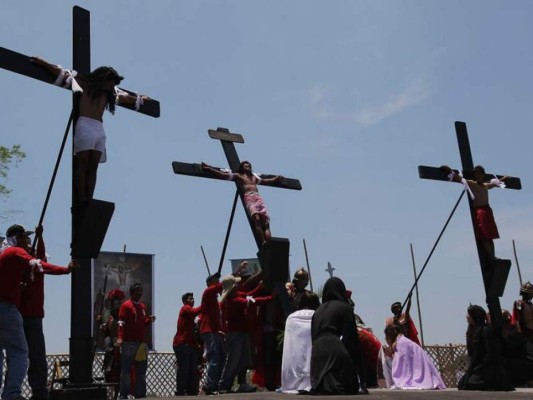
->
xmin=117 ymin=282 xmax=155 ymax=399
xmin=19 ymin=225 xmax=71 ymax=400
xmin=218 ymin=275 xmax=274 ymax=393
xmin=172 ymin=292 xmax=202 ymax=396
xmin=513 ymin=281 xmax=533 ymax=344
xmin=199 ymin=273 xmax=223 ymax=395
xmin=0 ymin=224 xmax=76 ymax=400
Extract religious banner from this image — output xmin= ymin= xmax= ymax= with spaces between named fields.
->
xmin=92 ymin=251 xmax=155 ymax=351
xmin=229 ymin=257 xmax=262 ymax=276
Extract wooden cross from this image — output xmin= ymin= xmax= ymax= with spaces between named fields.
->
xmin=1 ymin=6 xmax=160 ymax=385
xmin=173 ymin=127 xmax=302 ymax=315
xmin=418 ymin=121 xmax=521 ymax=330
xmin=172 ymin=127 xmax=302 ymax=249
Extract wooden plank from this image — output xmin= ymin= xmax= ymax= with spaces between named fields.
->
xmin=172 ymin=162 xmax=302 ymax=190
xmin=418 ymin=165 xmax=521 ymax=190
xmin=208 ymin=129 xmax=244 ymax=143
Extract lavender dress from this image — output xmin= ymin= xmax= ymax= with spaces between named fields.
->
xmin=390 ymin=335 xmax=445 ymax=390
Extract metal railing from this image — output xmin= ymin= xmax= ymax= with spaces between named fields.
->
xmin=2 ymin=345 xmax=468 ymax=398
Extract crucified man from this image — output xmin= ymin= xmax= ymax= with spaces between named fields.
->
xmin=441 ymin=164 xmax=507 ymax=259
xmin=30 ymin=56 xmax=150 ymax=203
xmin=201 ymin=160 xmax=283 ymax=245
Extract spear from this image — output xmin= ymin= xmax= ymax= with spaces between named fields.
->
xmin=512 ymin=240 xmax=523 ymax=286
xmin=201 ymin=245 xmax=211 ymax=275
xmin=303 ymin=238 xmax=314 ymax=292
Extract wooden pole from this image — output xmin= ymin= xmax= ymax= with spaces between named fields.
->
xmin=512 ymin=240 xmax=523 ymax=286
xmin=201 ymin=245 xmax=211 ymax=275
xmin=303 ymin=238 xmax=314 ymax=292
xmin=410 ymin=243 xmax=425 ymax=346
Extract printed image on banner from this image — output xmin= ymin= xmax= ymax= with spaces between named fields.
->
xmin=229 ymin=257 xmax=262 ymax=276
xmin=92 ymin=251 xmax=155 ymax=351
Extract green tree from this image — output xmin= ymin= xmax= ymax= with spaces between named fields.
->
xmin=1 ymin=144 xmax=26 ymax=196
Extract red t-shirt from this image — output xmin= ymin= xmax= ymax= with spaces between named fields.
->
xmin=199 ymin=282 xmax=223 ymax=334
xmin=172 ymin=304 xmax=202 ymax=347
xmin=19 ymin=239 xmax=69 ymax=318
xmin=0 ymin=246 xmax=66 ymax=308
xmin=117 ymin=299 xmax=152 ymax=342
xmin=223 ymin=294 xmax=273 ymax=333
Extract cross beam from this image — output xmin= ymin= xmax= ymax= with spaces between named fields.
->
xmin=419 ymin=121 xmax=522 ymax=330
xmin=0 ymin=47 xmax=160 ymax=118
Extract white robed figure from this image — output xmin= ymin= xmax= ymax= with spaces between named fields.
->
xmin=281 ymin=309 xmax=315 ymax=393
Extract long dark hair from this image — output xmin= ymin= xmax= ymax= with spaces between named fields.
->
xmin=84 ymin=66 xmax=124 ymax=114
xmin=465 ymin=304 xmax=487 ymax=357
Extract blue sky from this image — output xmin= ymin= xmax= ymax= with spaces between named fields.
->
xmin=1 ymin=0 xmax=532 ymax=353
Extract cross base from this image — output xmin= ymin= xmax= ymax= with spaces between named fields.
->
xmin=257 ymin=237 xmax=295 ymax=316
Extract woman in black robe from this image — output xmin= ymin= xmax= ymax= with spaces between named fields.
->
xmin=310 ymin=277 xmax=363 ymax=395
xmin=458 ymin=304 xmax=512 ymax=391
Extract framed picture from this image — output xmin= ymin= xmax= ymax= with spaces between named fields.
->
xmin=92 ymin=251 xmax=155 ymax=351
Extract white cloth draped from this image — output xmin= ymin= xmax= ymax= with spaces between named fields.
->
xmin=281 ymin=309 xmax=314 ymax=394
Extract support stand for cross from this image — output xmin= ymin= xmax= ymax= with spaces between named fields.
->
xmin=418 ymin=121 xmax=521 ymax=332
xmin=1 ymin=5 xmax=160 ymax=396
xmin=172 ymin=127 xmax=302 ymax=314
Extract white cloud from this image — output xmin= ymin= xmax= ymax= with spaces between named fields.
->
xmin=309 ymin=78 xmax=431 ymax=127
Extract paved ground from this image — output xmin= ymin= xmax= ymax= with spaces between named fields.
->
xmin=147 ymin=388 xmax=533 ymax=400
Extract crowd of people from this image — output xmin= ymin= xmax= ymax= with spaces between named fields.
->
xmin=2 ymin=223 xmax=533 ymax=399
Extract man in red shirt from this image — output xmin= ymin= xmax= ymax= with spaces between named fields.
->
xmin=386 ymin=296 xmax=421 ymax=346
xmin=218 ymin=275 xmax=274 ymax=393
xmin=19 ymin=225 xmax=71 ymax=400
xmin=172 ymin=292 xmax=202 ymax=396
xmin=199 ymin=272 xmax=223 ymax=395
xmin=0 ymin=224 xmax=76 ymax=400
xmin=117 ymin=282 xmax=155 ymax=399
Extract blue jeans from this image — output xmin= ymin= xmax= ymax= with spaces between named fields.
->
xmin=201 ymin=332 xmax=225 ymax=391
xmin=24 ymin=317 xmax=49 ymax=400
xmin=119 ymin=341 xmax=147 ymax=399
xmin=173 ymin=344 xmax=200 ymax=395
xmin=218 ymin=332 xmax=247 ymax=391
xmin=0 ymin=302 xmax=29 ymax=400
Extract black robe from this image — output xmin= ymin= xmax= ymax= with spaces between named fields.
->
xmin=310 ymin=277 xmax=361 ymax=395
xmin=458 ymin=325 xmax=511 ymax=391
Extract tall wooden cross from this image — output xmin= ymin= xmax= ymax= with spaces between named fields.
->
xmin=1 ymin=6 xmax=160 ymax=385
xmin=172 ymin=127 xmax=302 ymax=314
xmin=172 ymin=127 xmax=302 ymax=248
xmin=418 ymin=121 xmax=521 ymax=330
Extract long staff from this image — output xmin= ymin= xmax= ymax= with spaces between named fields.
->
xmin=410 ymin=243 xmax=425 ymax=346
xmin=201 ymin=245 xmax=212 ymax=275
xmin=303 ymin=238 xmax=314 ymax=292
xmin=402 ymin=190 xmax=465 ymax=309
xmin=30 ymin=110 xmax=74 ymax=253
xmin=217 ymin=191 xmax=239 ymax=275
xmin=512 ymin=240 xmax=523 ymax=286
